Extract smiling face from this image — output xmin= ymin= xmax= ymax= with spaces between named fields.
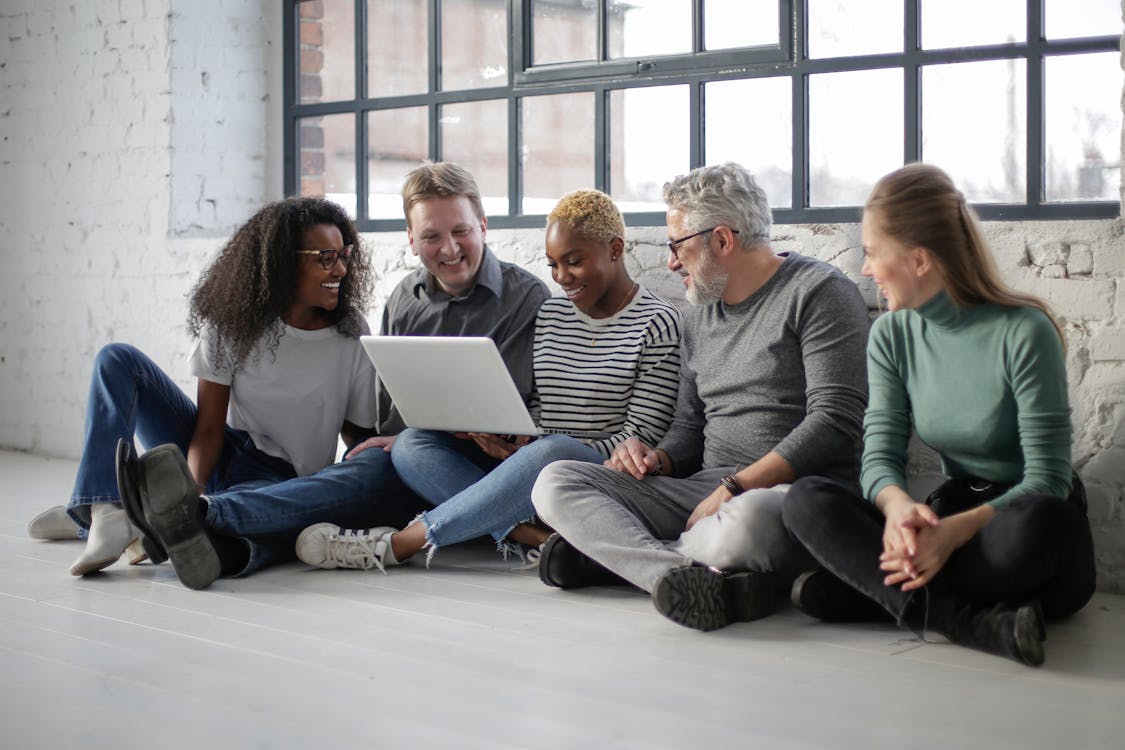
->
xmin=407 ymin=195 xmax=486 ymax=297
xmin=289 ymin=222 xmax=346 ymax=328
xmin=545 ymin=221 xmax=627 ymax=317
xmin=666 ymin=208 xmax=727 ymax=306
xmin=861 ymin=209 xmax=936 ymax=311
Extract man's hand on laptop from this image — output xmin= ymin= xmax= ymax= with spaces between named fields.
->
xmin=468 ymin=432 xmax=529 ymax=461
xmin=344 ymin=435 xmax=397 ymax=459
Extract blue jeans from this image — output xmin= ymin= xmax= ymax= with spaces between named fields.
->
xmin=391 ymin=429 xmax=604 ymax=550
xmin=67 ymin=343 xmax=275 ymax=525
xmin=206 ymin=447 xmax=424 ymax=575
xmin=68 ymin=343 xmax=424 ymax=576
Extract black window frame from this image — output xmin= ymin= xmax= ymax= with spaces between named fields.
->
xmin=284 ymin=0 xmax=1122 ymax=231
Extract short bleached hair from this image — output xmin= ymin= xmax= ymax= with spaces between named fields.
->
xmin=546 ymin=189 xmax=625 ymax=243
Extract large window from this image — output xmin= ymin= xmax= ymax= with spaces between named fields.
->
xmin=284 ymin=0 xmax=1122 ymax=229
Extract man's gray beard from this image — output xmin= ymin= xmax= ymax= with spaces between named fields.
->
xmin=685 ymin=249 xmax=728 ymax=305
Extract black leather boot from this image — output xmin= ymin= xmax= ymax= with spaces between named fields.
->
xmin=537 ymin=533 xmax=627 ymax=589
xmin=791 ymin=570 xmax=893 ymax=622
xmin=909 ymin=595 xmax=1046 ymax=667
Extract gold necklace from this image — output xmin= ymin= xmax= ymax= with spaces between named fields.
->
xmin=590 ymin=282 xmax=639 ymax=347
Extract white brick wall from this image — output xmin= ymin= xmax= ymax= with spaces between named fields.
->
xmin=0 ymin=0 xmax=276 ymax=455
xmin=169 ymin=0 xmax=279 ymax=236
xmin=1 ymin=1 xmax=1123 ymax=592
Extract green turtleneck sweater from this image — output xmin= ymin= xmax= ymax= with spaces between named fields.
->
xmin=861 ymin=291 xmax=1071 ymax=507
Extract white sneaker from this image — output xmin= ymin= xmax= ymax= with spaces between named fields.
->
xmin=296 ymin=523 xmax=399 ymax=573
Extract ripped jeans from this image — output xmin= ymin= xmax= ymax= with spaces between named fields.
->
xmin=390 ymin=429 xmax=604 ymax=553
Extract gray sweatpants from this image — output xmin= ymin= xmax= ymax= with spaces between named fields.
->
xmin=531 ymin=460 xmax=817 ymax=593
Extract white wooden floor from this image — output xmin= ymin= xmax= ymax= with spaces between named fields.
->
xmin=2 ymin=450 xmax=1123 ymax=749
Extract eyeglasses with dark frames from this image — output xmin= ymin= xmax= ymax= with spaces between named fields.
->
xmin=666 ymin=227 xmax=739 ymax=259
xmin=297 ymin=245 xmax=355 ymax=270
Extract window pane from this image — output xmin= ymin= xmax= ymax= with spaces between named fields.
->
xmin=298 ymin=0 xmax=354 ymax=104
xmin=921 ymin=0 xmax=1025 ymax=49
xmin=608 ymin=0 xmax=691 ymax=59
xmin=923 ymin=60 xmax=1026 ymax=203
xmin=442 ymin=100 xmax=509 ymax=216
xmin=706 ymin=78 xmax=792 ymax=208
xmin=610 ymin=86 xmax=689 ymax=211
xmin=367 ymin=107 xmax=427 ymax=220
xmin=441 ymin=0 xmax=508 ymax=90
xmin=808 ymin=0 xmax=902 ymax=59
xmin=705 ymin=0 xmax=778 ymax=51
xmin=1045 ymin=52 xmax=1122 ymax=202
xmin=522 ymin=93 xmax=595 ymax=215
xmin=299 ymin=113 xmax=356 ymax=218
xmin=810 ymin=69 xmax=903 ymax=207
xmin=532 ymin=0 xmax=596 ymax=65
xmin=367 ymin=0 xmax=427 ymax=97
xmin=1046 ymin=0 xmax=1122 ymax=40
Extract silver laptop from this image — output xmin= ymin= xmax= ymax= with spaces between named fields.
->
xmin=361 ymin=335 xmax=543 ymax=435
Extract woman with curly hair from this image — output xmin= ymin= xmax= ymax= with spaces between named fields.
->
xmin=65 ymin=197 xmax=418 ymax=588
xmin=294 ymin=189 xmax=683 ymax=573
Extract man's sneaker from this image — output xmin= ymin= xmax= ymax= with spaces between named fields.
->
xmin=537 ymin=533 xmax=626 ymax=589
xmin=296 ymin=523 xmax=399 ymax=573
xmin=652 ymin=565 xmax=777 ymax=632
xmin=791 ymin=569 xmax=891 ymax=622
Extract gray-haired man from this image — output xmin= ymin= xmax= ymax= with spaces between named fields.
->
xmin=532 ymin=162 xmax=869 ymax=630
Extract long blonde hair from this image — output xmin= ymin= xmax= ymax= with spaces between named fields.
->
xmin=866 ymin=163 xmax=1064 ymax=344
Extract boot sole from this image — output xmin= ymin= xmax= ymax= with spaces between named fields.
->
xmin=1014 ymin=604 xmax=1046 ymax=667
xmin=139 ymin=445 xmax=220 ymax=590
xmin=69 ymin=552 xmax=126 ymax=577
xmin=115 ymin=439 xmax=169 ymax=565
xmin=652 ymin=567 xmax=775 ymax=632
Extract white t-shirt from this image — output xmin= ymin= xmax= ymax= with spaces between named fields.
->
xmin=188 ymin=319 xmax=377 ymax=476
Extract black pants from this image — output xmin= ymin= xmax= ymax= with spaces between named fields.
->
xmin=783 ymin=476 xmax=1096 ymax=622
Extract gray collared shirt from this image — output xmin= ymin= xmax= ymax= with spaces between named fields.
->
xmin=375 ymin=246 xmax=550 ymax=435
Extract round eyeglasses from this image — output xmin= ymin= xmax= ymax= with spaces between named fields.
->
xmin=297 ymin=245 xmax=355 ymax=270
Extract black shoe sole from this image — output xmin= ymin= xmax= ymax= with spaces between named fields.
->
xmin=1013 ymin=604 xmax=1046 ymax=667
xmin=137 ymin=444 xmax=220 ymax=590
xmin=115 ymin=439 xmax=169 ymax=565
xmin=652 ymin=567 xmax=775 ymax=632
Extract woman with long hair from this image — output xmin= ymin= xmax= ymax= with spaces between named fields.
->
xmin=65 ymin=197 xmax=417 ymax=588
xmin=783 ymin=163 xmax=1095 ymax=666
xmin=294 ymin=189 xmax=683 ymax=571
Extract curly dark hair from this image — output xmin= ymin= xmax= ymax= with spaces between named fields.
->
xmin=187 ymin=197 xmax=373 ymax=368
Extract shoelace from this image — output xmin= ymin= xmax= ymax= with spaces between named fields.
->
xmin=325 ymin=529 xmax=389 ymax=574
xmin=501 ymin=541 xmax=544 ymax=571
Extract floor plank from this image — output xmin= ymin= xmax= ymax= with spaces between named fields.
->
xmin=2 ymin=450 xmax=1123 ymax=749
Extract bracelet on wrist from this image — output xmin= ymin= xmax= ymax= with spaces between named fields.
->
xmin=719 ymin=472 xmax=744 ymax=496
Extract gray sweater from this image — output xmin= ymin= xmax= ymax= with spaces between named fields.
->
xmin=657 ymin=252 xmax=869 ymax=487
